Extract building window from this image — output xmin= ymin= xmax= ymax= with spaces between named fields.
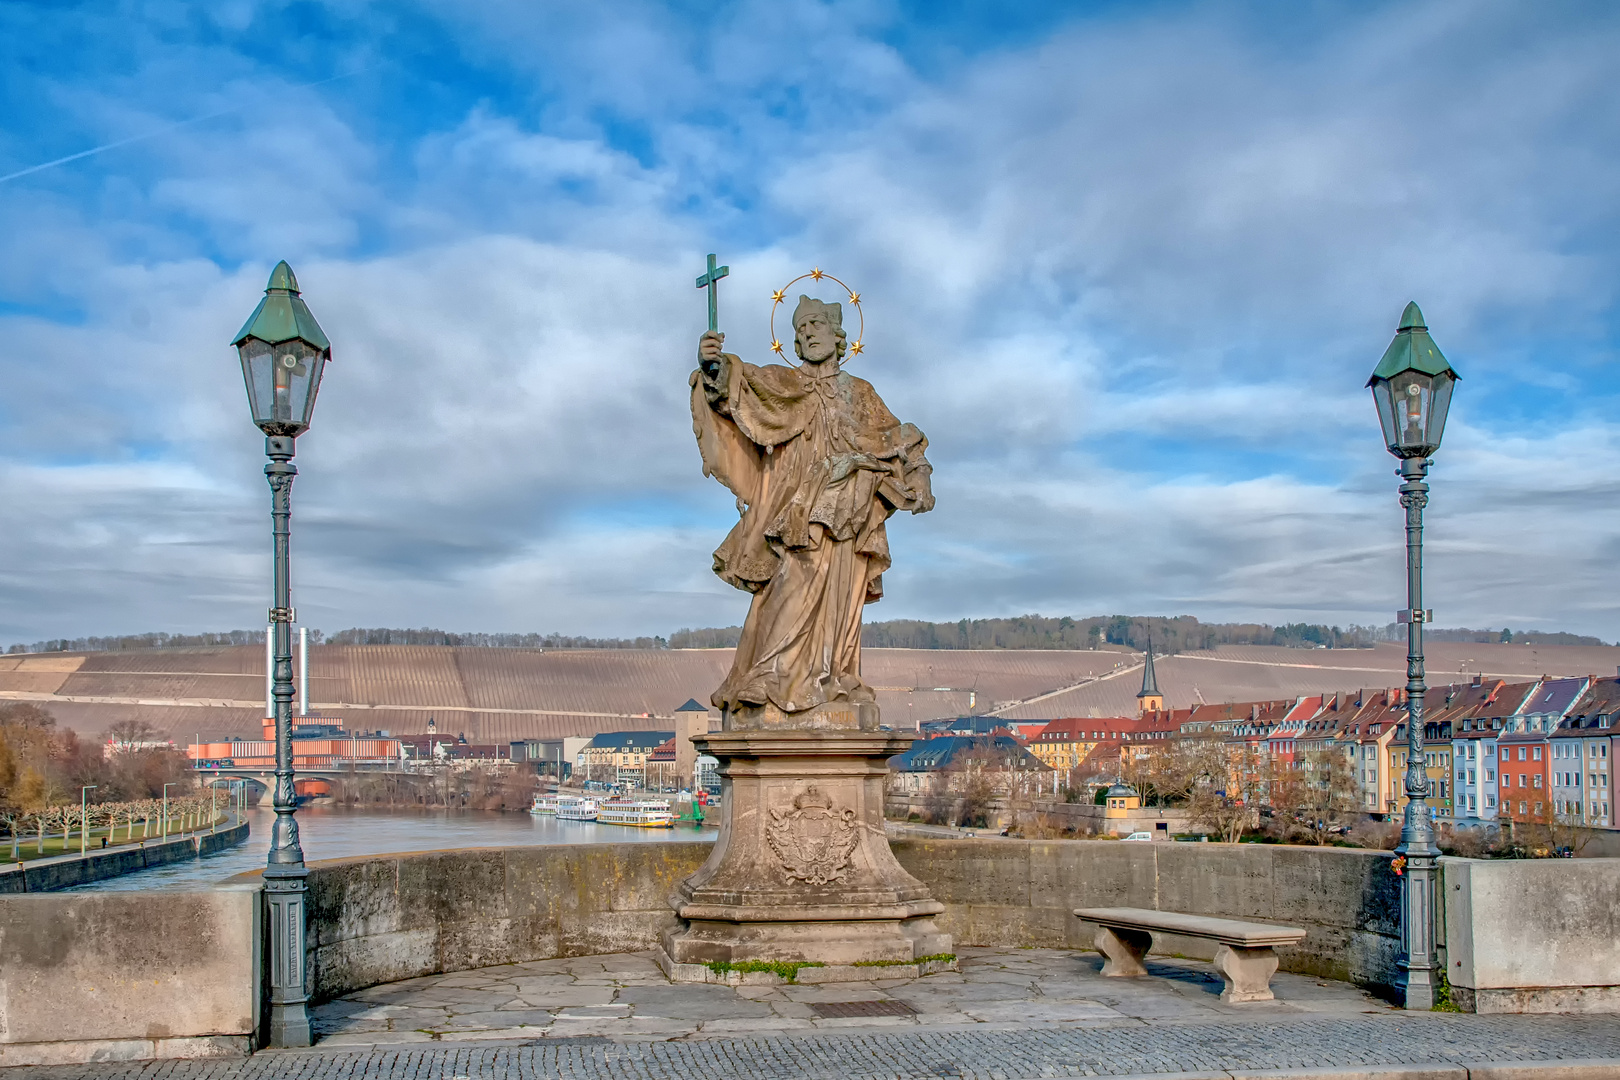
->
xmin=1486 ymin=794 xmax=1496 ymax=808
xmin=1533 ymin=747 xmax=1542 ymax=761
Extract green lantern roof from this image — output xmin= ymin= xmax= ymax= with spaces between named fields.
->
xmin=232 ymin=260 xmax=330 ymax=350
xmin=1366 ymin=301 xmax=1456 ymax=386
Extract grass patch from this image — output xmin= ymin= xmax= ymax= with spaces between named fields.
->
xmin=705 ymin=959 xmax=825 ymax=983
xmin=1431 ymin=972 xmax=1463 ymax=1012
xmin=852 ymin=953 xmax=956 ymax=968
xmin=1 ymin=821 xmax=222 ymax=865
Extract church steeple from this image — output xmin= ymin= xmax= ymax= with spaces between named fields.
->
xmin=1137 ymin=635 xmax=1164 ymax=713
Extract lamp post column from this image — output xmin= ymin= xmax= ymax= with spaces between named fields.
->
xmin=81 ymin=786 xmax=96 ymax=855
xmin=263 ymin=433 xmax=311 ymax=1047
xmin=1396 ymin=454 xmax=1439 ymax=1010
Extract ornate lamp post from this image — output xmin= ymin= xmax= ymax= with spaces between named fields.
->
xmin=1367 ymin=300 xmax=1458 ymax=1010
xmin=232 ymin=261 xmax=331 ymax=1047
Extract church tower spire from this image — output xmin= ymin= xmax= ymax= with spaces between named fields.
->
xmin=1137 ymin=634 xmax=1164 ymax=713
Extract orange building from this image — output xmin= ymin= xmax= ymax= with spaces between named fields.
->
xmin=1496 ymin=728 xmax=1550 ymax=824
xmin=188 ymin=715 xmax=403 ymax=771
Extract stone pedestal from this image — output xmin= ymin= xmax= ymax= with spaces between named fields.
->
xmin=659 ymin=725 xmax=951 ymax=979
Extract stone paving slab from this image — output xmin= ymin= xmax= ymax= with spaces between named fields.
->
xmin=292 ymin=946 xmax=1398 ymax=1045
xmin=6 ymin=948 xmax=1620 ymax=1078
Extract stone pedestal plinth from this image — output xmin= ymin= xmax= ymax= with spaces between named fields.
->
xmin=660 ymin=728 xmax=950 ymax=979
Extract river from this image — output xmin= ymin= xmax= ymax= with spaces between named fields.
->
xmin=68 ymin=804 xmax=716 ymax=891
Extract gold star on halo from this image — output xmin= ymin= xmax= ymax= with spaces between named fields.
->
xmin=810 ymin=267 xmax=824 ymax=281
xmin=849 ymin=340 xmax=864 ymax=356
xmin=770 ymin=289 xmax=786 ymax=304
xmin=771 ymin=339 xmax=785 ymax=354
xmin=847 ymin=291 xmax=860 ymax=305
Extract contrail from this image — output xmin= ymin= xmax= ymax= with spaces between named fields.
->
xmin=0 ymin=69 xmax=364 ymax=187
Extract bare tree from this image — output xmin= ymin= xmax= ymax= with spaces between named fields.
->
xmin=106 ymin=719 xmax=158 ymax=749
xmin=1509 ymin=797 xmax=1598 ymax=857
xmin=1269 ymin=748 xmax=1359 ymax=845
xmin=1187 ymin=740 xmax=1272 ymax=843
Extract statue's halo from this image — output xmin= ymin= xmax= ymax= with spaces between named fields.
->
xmin=769 ymin=268 xmax=865 ymax=363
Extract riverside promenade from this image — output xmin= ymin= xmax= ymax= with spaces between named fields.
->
xmin=0 ymin=813 xmax=249 ymax=892
xmin=8 ymin=946 xmax=1620 ymax=1079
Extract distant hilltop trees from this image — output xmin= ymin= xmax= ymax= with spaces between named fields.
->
xmin=5 ymin=618 xmax=1606 ymax=655
xmin=320 ymin=628 xmax=670 ymax=649
xmin=5 ymin=629 xmax=268 ymax=654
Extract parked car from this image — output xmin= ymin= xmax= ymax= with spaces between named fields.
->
xmin=1122 ymin=831 xmax=1154 ymax=842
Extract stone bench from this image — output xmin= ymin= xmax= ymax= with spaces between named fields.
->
xmin=1073 ymin=906 xmax=1307 ymax=1003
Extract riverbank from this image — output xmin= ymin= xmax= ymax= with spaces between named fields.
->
xmin=0 ymin=813 xmax=250 ymax=892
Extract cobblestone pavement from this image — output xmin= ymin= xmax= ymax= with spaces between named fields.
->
xmin=10 ymin=948 xmax=1620 ymax=1079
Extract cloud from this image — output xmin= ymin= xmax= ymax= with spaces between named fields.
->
xmin=0 ymin=0 xmax=1618 ymax=644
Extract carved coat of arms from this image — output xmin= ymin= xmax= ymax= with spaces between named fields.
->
xmin=765 ymin=786 xmax=860 ymax=885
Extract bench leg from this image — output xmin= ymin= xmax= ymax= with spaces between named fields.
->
xmin=1213 ymin=944 xmax=1279 ymax=1002
xmin=1093 ymin=925 xmax=1152 ymax=977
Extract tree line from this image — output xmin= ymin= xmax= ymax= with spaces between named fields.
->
xmin=319 ymin=628 xmax=670 ymax=649
xmin=0 ymin=707 xmax=193 ymax=827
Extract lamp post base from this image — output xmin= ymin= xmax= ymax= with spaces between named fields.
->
xmin=264 ymin=864 xmax=312 ymax=1047
xmin=1395 ymin=848 xmax=1440 ymax=1011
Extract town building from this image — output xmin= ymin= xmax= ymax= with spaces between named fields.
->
xmin=577 ymin=730 xmax=675 ymax=786
xmin=1434 ymin=677 xmax=1524 ymax=826
xmin=1562 ymin=676 xmax=1620 ymax=828
xmin=1136 ymin=639 xmax=1164 ymax=713
xmin=189 ymin=715 xmax=404 ymax=772
xmin=1341 ymin=690 xmax=1404 ymax=816
xmin=1026 ymin=716 xmax=1130 ymax=774
xmin=887 ymin=735 xmax=1049 ymax=794
xmin=507 ymin=735 xmax=592 ymax=779
xmin=673 ymin=698 xmax=717 ymax=790
xmin=1497 ymin=725 xmax=1550 ymax=827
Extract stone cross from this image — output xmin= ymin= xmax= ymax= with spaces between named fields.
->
xmin=695 ymin=253 xmax=729 ymax=333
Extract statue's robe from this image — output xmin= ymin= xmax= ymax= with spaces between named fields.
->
xmin=690 ymin=353 xmax=933 ymax=716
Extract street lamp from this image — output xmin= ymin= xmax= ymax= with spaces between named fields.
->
xmin=1367 ymin=300 xmax=1459 ymax=1010
xmin=233 ymin=260 xmax=331 ymax=1049
xmin=162 ymin=782 xmax=178 ymax=840
xmin=80 ymin=786 xmax=97 ymax=855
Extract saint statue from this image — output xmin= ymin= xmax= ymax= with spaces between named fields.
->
xmin=690 ymin=295 xmax=933 ymax=726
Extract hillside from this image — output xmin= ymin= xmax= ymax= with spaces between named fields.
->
xmin=2 ymin=640 xmax=1617 ymax=742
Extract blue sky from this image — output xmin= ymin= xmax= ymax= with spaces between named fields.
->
xmin=1 ymin=0 xmax=1618 ymax=643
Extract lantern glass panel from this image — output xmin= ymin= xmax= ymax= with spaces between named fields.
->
xmin=1392 ymin=371 xmax=1432 ymax=452
xmin=238 ymin=337 xmax=326 ymax=436
xmin=239 ymin=338 xmax=275 ymax=428
xmin=1427 ymin=370 xmax=1455 ymax=448
xmin=1372 ymin=369 xmax=1455 ymax=458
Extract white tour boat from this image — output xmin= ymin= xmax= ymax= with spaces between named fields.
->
xmin=529 ymin=793 xmax=559 ymax=816
xmin=555 ymin=795 xmax=600 ymax=821
xmin=596 ymin=798 xmax=674 ymax=828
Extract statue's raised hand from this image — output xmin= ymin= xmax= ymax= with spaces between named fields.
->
xmin=698 ymin=330 xmax=726 ymax=376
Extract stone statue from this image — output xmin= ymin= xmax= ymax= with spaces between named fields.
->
xmin=663 ymin=268 xmax=951 ymax=980
xmin=690 ymin=296 xmax=934 ymax=727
